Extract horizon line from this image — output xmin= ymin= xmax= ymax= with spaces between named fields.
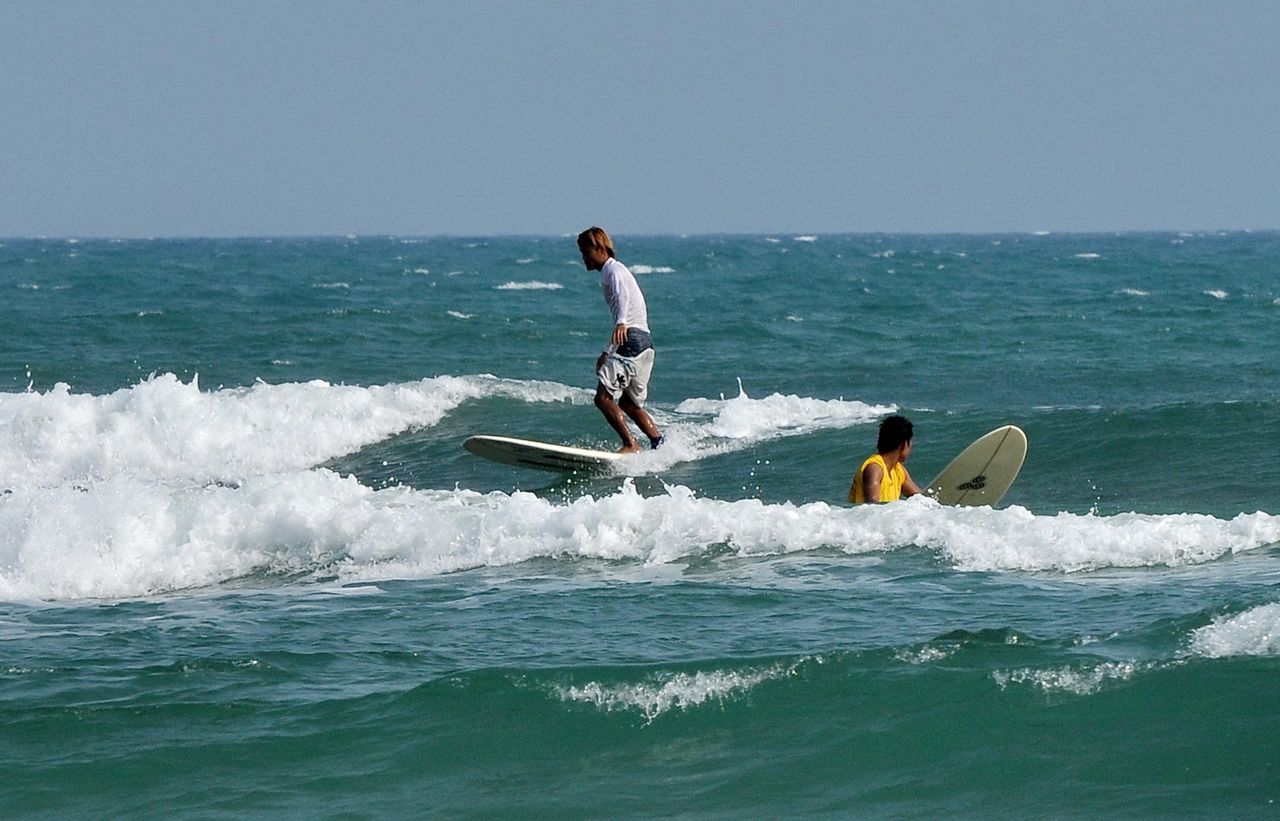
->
xmin=3 ymin=227 xmax=1278 ymax=242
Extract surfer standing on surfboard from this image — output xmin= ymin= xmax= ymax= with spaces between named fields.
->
xmin=577 ymin=227 xmax=664 ymax=453
xmin=849 ymin=415 xmax=923 ymax=503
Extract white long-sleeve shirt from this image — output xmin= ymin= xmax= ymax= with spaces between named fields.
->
xmin=600 ymin=257 xmax=650 ymax=332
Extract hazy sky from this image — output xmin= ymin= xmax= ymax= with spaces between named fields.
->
xmin=2 ymin=2 xmax=1277 ymax=236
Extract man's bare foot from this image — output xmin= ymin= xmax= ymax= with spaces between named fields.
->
xmin=617 ymin=443 xmax=641 ymax=454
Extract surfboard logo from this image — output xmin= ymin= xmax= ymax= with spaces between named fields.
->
xmin=957 ymin=475 xmax=987 ymax=491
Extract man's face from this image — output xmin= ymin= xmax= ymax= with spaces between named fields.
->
xmin=580 ymin=245 xmax=609 ymax=271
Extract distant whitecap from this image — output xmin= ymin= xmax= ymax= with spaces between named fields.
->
xmin=495 ymin=281 xmax=562 ymax=291
xmin=793 ymin=235 xmax=818 ymax=243
xmin=1204 ymin=290 xmax=1228 ymax=300
xmin=630 ymin=265 xmax=675 ymax=274
xmin=447 ymin=310 xmax=474 ymax=320
xmin=1075 ymin=253 xmax=1101 ymax=260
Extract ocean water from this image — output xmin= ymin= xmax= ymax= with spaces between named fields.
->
xmin=2 ymin=232 xmax=1278 ymax=817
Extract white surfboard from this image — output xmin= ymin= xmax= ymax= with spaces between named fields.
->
xmin=463 ymin=434 xmax=622 ymax=473
xmin=926 ymin=425 xmax=1027 ymax=506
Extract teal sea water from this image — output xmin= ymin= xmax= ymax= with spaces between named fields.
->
xmin=2 ymin=233 xmax=1279 ymax=817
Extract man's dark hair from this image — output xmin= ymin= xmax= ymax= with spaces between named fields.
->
xmin=876 ymin=415 xmax=914 ymax=453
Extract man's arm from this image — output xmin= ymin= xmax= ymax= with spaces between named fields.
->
xmin=601 ymin=266 xmax=631 ymax=350
xmin=861 ymin=462 xmax=884 ymax=503
xmin=900 ymin=469 xmax=922 ymax=499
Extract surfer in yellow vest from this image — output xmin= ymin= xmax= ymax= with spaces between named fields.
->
xmin=849 ymin=415 xmax=923 ymax=503
xmin=577 ymin=226 xmax=664 ymax=453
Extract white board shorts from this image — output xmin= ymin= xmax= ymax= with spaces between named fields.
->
xmin=596 ymin=348 xmax=655 ymax=406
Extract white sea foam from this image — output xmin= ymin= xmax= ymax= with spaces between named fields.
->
xmin=0 ymin=373 xmax=586 ymax=487
xmin=674 ymin=383 xmax=894 ymax=441
xmin=312 ymin=282 xmax=350 ymax=290
xmin=993 ymin=660 xmax=1150 ymax=695
xmin=1074 ymin=253 xmax=1101 ymax=260
xmin=1189 ymin=603 xmax=1280 ymax=658
xmin=1204 ymin=289 xmax=1229 ymax=300
xmin=630 ymin=265 xmax=675 ymax=274
xmin=793 ymin=235 xmax=818 ymax=243
xmin=935 ymin=505 xmax=1280 ymax=572
xmin=1117 ymin=288 xmax=1149 ymax=297
xmin=627 ymin=387 xmax=893 ymax=475
xmin=554 ymin=661 xmax=800 ymax=722
xmin=447 ymin=310 xmax=473 ymax=320
xmin=894 ymin=645 xmax=956 ymax=664
xmin=4 ymin=376 xmax=1279 ymax=601
xmin=0 ymin=375 xmax=886 ymax=490
xmin=4 ymin=473 xmax=1279 ymax=601
xmin=495 ymin=281 xmax=562 ymax=291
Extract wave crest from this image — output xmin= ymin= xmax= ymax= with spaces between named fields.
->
xmin=4 ymin=475 xmax=1278 ymax=601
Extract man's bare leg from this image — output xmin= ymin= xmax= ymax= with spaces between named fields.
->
xmin=620 ymin=395 xmax=661 ymax=444
xmin=595 ymin=385 xmax=640 ymax=452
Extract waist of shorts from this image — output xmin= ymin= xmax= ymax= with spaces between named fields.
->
xmin=615 ymin=328 xmax=654 ymax=357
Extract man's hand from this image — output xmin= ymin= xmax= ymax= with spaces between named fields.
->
xmin=611 ymin=323 xmax=628 ymax=348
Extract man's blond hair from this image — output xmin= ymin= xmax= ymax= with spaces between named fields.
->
xmin=576 ymin=226 xmax=615 ymax=258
